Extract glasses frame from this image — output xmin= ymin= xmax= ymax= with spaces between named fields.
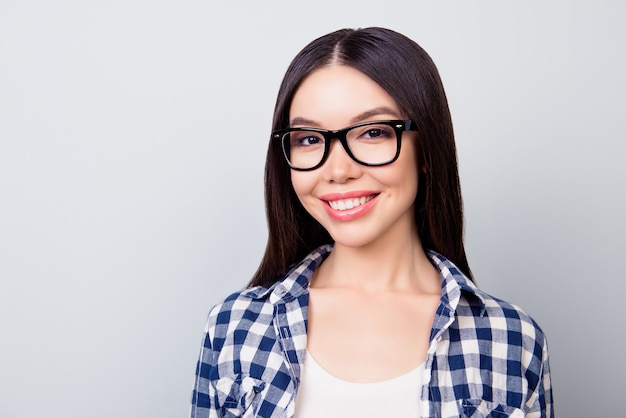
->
xmin=272 ymin=119 xmax=417 ymax=171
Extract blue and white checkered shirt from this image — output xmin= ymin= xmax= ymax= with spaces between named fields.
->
xmin=191 ymin=245 xmax=553 ymax=417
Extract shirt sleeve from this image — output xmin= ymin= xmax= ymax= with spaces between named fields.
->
xmin=524 ymin=333 xmax=554 ymax=418
xmin=190 ymin=312 xmax=218 ymax=418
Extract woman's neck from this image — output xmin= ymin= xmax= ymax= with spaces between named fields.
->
xmin=311 ymin=230 xmax=441 ymax=295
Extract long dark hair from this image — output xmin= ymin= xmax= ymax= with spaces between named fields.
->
xmin=249 ymin=27 xmax=472 ymax=287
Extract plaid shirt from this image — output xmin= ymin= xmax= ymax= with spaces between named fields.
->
xmin=191 ymin=245 xmax=553 ymax=417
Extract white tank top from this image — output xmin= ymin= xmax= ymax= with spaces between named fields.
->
xmin=295 ymin=351 xmax=424 ymax=417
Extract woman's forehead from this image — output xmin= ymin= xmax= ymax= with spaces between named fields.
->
xmin=289 ymin=65 xmax=402 ymax=129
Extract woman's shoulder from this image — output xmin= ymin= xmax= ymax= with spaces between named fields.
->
xmin=449 ymin=273 xmax=549 ymax=349
xmin=428 ymin=250 xmax=548 ymax=347
xmin=206 ymin=285 xmax=276 ymax=326
xmin=205 ymin=245 xmax=333 ymax=326
xmin=460 ymin=289 xmax=548 ymax=345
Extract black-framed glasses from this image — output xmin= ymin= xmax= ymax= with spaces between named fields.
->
xmin=272 ymin=119 xmax=417 ymax=171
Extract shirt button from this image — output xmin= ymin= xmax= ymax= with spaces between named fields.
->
xmin=275 ymin=285 xmax=286 ymax=296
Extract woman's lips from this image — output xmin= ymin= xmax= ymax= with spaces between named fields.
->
xmin=320 ymin=191 xmax=380 ymax=221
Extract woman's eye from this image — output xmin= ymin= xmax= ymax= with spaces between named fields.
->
xmin=360 ymin=126 xmax=394 ymax=140
xmin=365 ymin=129 xmax=383 ymax=138
xmin=293 ymin=134 xmax=323 ymax=147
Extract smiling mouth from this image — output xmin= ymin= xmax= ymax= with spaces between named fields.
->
xmin=326 ymin=195 xmax=377 ymax=211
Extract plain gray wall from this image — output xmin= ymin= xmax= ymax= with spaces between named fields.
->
xmin=1 ymin=1 xmax=624 ymax=417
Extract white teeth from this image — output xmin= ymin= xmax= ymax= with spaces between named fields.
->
xmin=328 ymin=196 xmax=373 ymax=211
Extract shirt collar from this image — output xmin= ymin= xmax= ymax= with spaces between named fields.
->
xmin=240 ymin=244 xmax=332 ymax=302
xmin=428 ymin=249 xmax=486 ymax=316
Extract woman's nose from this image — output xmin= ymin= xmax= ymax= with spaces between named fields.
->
xmin=321 ymin=139 xmax=362 ymax=183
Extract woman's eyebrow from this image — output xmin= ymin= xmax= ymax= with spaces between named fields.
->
xmin=289 ymin=107 xmax=401 ymax=128
xmin=289 ymin=117 xmax=319 ymax=127
xmin=350 ymin=107 xmax=401 ymax=124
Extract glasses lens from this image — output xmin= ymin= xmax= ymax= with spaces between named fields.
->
xmin=345 ymin=123 xmax=398 ymax=165
xmin=283 ymin=130 xmax=326 ymax=169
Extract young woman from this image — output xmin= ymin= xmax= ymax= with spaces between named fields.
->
xmin=191 ymin=27 xmax=553 ymax=418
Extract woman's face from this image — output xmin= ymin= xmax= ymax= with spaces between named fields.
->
xmin=289 ymin=65 xmax=420 ymax=249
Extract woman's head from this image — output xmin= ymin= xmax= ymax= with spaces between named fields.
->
xmin=288 ymin=64 xmax=421 ymax=251
xmin=251 ymin=27 xmax=471 ymax=286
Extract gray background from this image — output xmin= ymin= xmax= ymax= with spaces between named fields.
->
xmin=1 ymin=1 xmax=624 ymax=417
